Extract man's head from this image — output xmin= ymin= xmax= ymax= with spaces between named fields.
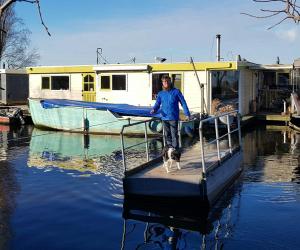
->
xmin=161 ymin=75 xmax=172 ymax=90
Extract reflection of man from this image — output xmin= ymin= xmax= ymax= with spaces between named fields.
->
xmin=150 ymin=75 xmax=191 ymax=150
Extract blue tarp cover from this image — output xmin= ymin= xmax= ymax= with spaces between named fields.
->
xmin=40 ymin=99 xmax=162 ymax=118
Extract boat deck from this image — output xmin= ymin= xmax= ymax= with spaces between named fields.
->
xmin=123 ymin=142 xmax=237 ymax=198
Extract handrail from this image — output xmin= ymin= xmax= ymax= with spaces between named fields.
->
xmin=120 ymin=117 xmax=161 ymax=173
xmin=199 ymin=110 xmax=241 ymax=177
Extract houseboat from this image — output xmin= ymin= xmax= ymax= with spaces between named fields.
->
xmin=26 ymin=59 xmax=264 ymax=133
xmin=27 ymin=61 xmax=259 ymax=116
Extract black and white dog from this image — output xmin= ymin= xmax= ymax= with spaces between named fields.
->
xmin=162 ymin=146 xmax=181 ymax=173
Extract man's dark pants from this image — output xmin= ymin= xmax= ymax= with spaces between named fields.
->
xmin=163 ymin=120 xmax=179 ymax=150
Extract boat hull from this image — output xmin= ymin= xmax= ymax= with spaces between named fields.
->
xmin=29 ymin=99 xmax=194 ymax=135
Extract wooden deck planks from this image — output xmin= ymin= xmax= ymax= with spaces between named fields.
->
xmin=127 ymin=142 xmax=231 ymax=184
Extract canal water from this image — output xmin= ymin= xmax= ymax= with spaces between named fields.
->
xmin=1 ymin=125 xmax=300 ymax=249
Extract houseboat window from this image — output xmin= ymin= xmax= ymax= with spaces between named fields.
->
xmin=112 ymin=75 xmax=126 ymax=90
xmin=152 ymin=73 xmax=165 ymax=99
xmin=277 ymin=73 xmax=290 ymax=87
xmin=211 ymin=70 xmax=239 ymax=100
xmin=101 ymin=75 xmax=110 ymax=89
xmin=171 ymin=74 xmax=182 ymax=91
xmin=51 ymin=76 xmax=69 ymax=90
xmin=41 ymin=77 xmax=50 ymax=89
xmin=83 ymin=74 xmax=94 ymax=91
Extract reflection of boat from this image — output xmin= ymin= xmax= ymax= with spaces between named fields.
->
xmin=28 ymin=128 xmax=163 ymax=175
xmin=29 ymin=98 xmax=194 ymax=135
xmin=121 ymin=179 xmax=242 ymax=249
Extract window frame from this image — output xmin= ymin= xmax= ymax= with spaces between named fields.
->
xmin=82 ymin=73 xmax=95 ymax=92
xmin=40 ymin=74 xmax=71 ymax=91
xmin=151 ymin=72 xmax=184 ymax=100
xmin=100 ymin=74 xmax=111 ymax=90
xmin=41 ymin=76 xmax=50 ymax=90
xmin=99 ymin=73 xmax=127 ymax=91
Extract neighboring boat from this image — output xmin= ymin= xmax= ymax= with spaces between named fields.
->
xmin=0 ymin=107 xmax=25 ymax=125
xmin=28 ymin=98 xmax=195 ymax=135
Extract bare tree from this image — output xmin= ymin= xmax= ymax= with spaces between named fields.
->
xmin=242 ymin=0 xmax=300 ymax=29
xmin=1 ymin=9 xmax=40 ymax=68
xmin=0 ymin=0 xmax=50 ymax=68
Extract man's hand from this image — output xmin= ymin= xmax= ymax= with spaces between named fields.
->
xmin=150 ymin=109 xmax=155 ymax=114
xmin=185 ymin=116 xmax=192 ymax=121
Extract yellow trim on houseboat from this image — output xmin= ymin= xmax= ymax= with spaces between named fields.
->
xmin=150 ymin=62 xmax=237 ymax=72
xmin=26 ymin=66 xmax=94 ymax=74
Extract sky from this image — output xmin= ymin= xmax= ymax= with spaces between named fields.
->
xmin=14 ymin=0 xmax=300 ymax=66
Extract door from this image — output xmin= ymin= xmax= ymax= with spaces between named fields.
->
xmin=82 ymin=73 xmax=96 ymax=102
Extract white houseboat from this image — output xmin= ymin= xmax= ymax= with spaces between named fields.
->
xmin=27 ymin=60 xmax=261 ymax=117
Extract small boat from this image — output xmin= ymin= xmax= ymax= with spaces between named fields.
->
xmin=28 ymin=98 xmax=195 ymax=135
xmin=0 ymin=107 xmax=25 ymax=125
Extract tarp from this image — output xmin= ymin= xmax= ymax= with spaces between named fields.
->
xmin=40 ymin=99 xmax=162 ymax=118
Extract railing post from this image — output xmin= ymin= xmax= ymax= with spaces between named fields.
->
xmin=162 ymin=121 xmax=166 ymax=147
xmin=120 ymin=129 xmax=127 ymax=174
xmin=215 ymin=118 xmax=221 ymax=162
xmin=178 ymin=121 xmax=182 ymax=149
xmin=237 ymin=114 xmax=242 ymax=148
xmin=283 ymin=100 xmax=287 ymax=114
xmin=144 ymin=122 xmax=149 ymax=162
xmin=199 ymin=121 xmax=206 ymax=176
xmin=226 ymin=115 xmax=232 ymax=154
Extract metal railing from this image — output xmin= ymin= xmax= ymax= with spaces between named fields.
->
xmin=199 ymin=110 xmax=241 ymax=176
xmin=120 ymin=118 xmax=161 ymax=173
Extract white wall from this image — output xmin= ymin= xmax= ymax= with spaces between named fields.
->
xmin=96 ymin=72 xmax=152 ymax=106
xmin=183 ymin=71 xmax=208 ymax=113
xmin=29 ymin=73 xmax=83 ymax=100
xmin=95 ymin=71 xmax=208 ymax=113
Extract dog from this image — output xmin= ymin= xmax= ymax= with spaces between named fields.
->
xmin=162 ymin=146 xmax=181 ymax=173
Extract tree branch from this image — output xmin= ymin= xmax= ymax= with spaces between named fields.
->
xmin=0 ymin=0 xmax=50 ymax=35
xmin=241 ymin=0 xmax=300 ymax=28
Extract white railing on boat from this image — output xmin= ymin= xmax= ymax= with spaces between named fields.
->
xmin=120 ymin=111 xmax=242 ymax=176
xmin=120 ymin=118 xmax=161 ymax=173
xmin=199 ymin=110 xmax=242 ymax=176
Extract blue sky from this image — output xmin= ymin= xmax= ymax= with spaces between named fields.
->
xmin=15 ymin=0 xmax=300 ymax=66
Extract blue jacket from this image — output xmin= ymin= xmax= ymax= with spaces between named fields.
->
xmin=152 ymin=88 xmax=191 ymax=121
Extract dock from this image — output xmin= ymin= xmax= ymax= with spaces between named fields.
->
xmin=121 ymin=111 xmax=243 ymax=207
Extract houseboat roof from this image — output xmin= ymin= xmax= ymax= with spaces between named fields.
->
xmin=0 ymin=69 xmax=27 ymax=74
xmin=26 ymin=65 xmax=94 ymax=74
xmin=26 ymin=61 xmax=249 ymax=74
xmin=249 ymin=64 xmax=293 ymax=70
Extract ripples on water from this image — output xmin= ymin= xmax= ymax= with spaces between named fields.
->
xmin=1 ymin=125 xmax=300 ymax=249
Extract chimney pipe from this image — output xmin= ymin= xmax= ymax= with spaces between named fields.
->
xmin=216 ymin=34 xmax=221 ymax=61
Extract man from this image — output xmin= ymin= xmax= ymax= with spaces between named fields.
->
xmin=150 ymin=75 xmax=191 ymax=150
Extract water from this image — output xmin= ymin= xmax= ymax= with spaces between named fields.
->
xmin=1 ymin=125 xmax=300 ymax=249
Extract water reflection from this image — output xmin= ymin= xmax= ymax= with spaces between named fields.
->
xmin=243 ymin=126 xmax=300 ymax=183
xmin=0 ymin=125 xmax=32 ymax=250
xmin=27 ymin=128 xmax=163 ymax=177
xmin=121 ymin=179 xmax=243 ymax=249
xmin=2 ymin=125 xmax=300 ymax=249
